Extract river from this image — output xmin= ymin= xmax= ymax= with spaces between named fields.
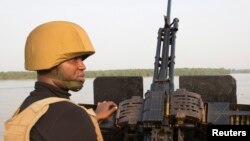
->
xmin=0 ymin=74 xmax=249 ymax=140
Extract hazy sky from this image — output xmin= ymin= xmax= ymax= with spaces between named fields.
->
xmin=0 ymin=0 xmax=249 ymax=72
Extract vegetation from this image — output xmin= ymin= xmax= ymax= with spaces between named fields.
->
xmin=230 ymin=69 xmax=250 ymax=74
xmin=0 ymin=71 xmax=36 ymax=80
xmin=1 ymin=68 xmax=248 ymax=80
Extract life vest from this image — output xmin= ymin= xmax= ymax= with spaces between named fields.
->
xmin=3 ymin=97 xmax=103 ymax=141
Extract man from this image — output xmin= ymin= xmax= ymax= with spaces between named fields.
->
xmin=4 ymin=21 xmax=117 ymax=141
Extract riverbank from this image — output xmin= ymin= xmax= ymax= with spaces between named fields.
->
xmin=0 ymin=68 xmax=249 ymax=80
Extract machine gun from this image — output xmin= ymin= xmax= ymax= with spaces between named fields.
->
xmin=113 ymin=1 xmax=206 ymax=140
xmin=89 ymin=0 xmax=250 ymax=140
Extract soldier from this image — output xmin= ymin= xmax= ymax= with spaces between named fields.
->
xmin=4 ymin=21 xmax=117 ymax=141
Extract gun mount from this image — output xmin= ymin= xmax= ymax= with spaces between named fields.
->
xmin=81 ymin=0 xmax=250 ymax=140
xmin=91 ymin=75 xmax=250 ymax=141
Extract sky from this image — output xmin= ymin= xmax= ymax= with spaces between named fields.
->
xmin=0 ymin=0 xmax=249 ymax=72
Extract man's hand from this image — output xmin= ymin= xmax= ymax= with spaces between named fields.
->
xmin=95 ymin=101 xmax=118 ymax=121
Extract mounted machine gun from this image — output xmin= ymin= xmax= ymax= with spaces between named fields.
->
xmin=87 ymin=0 xmax=250 ymax=140
xmin=114 ymin=1 xmax=206 ymax=140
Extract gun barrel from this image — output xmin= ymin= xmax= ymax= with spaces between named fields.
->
xmin=166 ymin=0 xmax=172 ymax=25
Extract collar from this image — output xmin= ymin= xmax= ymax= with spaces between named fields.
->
xmin=34 ymin=81 xmax=71 ymax=99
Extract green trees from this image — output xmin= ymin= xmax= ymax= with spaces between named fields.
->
xmin=0 ymin=68 xmax=236 ymax=80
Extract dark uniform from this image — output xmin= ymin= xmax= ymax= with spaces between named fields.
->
xmin=19 ymin=82 xmax=97 ymax=141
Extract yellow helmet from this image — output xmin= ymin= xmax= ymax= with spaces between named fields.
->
xmin=25 ymin=21 xmax=95 ymax=71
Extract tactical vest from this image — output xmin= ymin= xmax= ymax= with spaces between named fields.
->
xmin=3 ymin=97 xmax=103 ymax=141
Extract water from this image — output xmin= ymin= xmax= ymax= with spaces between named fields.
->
xmin=0 ymin=74 xmax=250 ymax=140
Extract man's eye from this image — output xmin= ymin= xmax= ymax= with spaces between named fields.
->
xmin=74 ymin=56 xmax=82 ymax=60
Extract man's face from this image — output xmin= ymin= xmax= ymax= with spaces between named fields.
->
xmin=55 ymin=56 xmax=86 ymax=91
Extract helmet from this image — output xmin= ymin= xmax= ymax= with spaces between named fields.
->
xmin=25 ymin=21 xmax=95 ymax=71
